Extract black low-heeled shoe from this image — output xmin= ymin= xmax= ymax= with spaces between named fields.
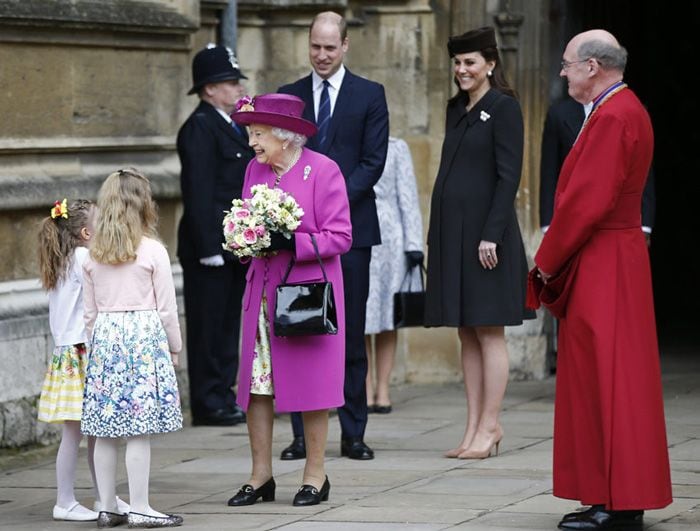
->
xmin=227 ymin=477 xmax=276 ymax=506
xmin=373 ymin=404 xmax=392 ymax=414
xmin=292 ymin=476 xmax=330 ymax=506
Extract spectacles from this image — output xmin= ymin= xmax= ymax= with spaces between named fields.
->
xmin=560 ymin=58 xmax=590 ymax=71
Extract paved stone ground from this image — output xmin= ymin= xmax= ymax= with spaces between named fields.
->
xmin=1 ymin=346 xmax=698 ymax=530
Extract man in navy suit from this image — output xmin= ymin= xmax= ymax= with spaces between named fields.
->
xmin=177 ymin=44 xmax=254 ymax=426
xmin=278 ymin=11 xmax=389 ymax=460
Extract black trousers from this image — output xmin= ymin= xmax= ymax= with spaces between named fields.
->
xmin=291 ymin=248 xmax=371 ymax=440
xmin=182 ymin=258 xmax=247 ymax=418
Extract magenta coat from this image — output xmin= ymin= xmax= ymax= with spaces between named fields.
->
xmin=236 ymin=147 xmax=352 ymax=413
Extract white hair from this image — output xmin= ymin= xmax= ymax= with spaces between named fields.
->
xmin=271 ymin=127 xmax=308 ymax=148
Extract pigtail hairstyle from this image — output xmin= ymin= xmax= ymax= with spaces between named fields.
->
xmin=38 ymin=199 xmax=94 ymax=290
xmin=90 ymin=167 xmax=159 ymax=264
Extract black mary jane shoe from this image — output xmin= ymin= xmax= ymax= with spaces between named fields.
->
xmin=280 ymin=436 xmax=306 ymax=460
xmin=227 ymin=477 xmax=276 ymax=506
xmin=558 ymin=508 xmax=643 ymax=530
xmin=292 ymin=476 xmax=330 ymax=507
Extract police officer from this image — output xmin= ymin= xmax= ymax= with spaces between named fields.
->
xmin=177 ymin=44 xmax=254 ymax=426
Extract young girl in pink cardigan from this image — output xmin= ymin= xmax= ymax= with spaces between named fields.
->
xmin=80 ymin=168 xmax=184 ymax=528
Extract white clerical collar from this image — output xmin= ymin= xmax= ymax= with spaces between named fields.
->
xmin=312 ymin=64 xmax=346 ymax=92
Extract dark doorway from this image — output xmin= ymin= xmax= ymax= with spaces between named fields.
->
xmin=547 ymin=1 xmax=699 ymax=352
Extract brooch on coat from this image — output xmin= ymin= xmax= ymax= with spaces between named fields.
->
xmin=303 ymin=165 xmax=311 ymax=180
xmin=480 ymin=111 xmax=491 ymax=122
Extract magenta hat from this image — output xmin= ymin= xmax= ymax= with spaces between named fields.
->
xmin=231 ymin=93 xmax=318 ymax=137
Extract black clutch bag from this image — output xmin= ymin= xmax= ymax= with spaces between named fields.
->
xmin=393 ymin=263 xmax=427 ymax=328
xmin=273 ymin=234 xmax=338 ymax=337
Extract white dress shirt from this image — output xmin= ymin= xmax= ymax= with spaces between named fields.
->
xmin=312 ymin=65 xmax=346 ymax=120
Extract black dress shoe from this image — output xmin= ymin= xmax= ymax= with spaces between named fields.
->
xmin=560 ymin=505 xmax=605 ymax=523
xmin=192 ymin=408 xmax=245 ymax=427
xmin=341 ymin=438 xmax=374 ymax=460
xmin=292 ymin=476 xmax=330 ymax=506
xmin=558 ymin=508 xmax=643 ymax=530
xmin=280 ymin=436 xmax=306 ymax=460
xmin=227 ymin=477 xmax=276 ymax=506
xmin=229 ymin=405 xmax=246 ymax=422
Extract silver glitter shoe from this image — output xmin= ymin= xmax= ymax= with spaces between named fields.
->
xmin=97 ymin=511 xmax=129 ymax=528
xmin=127 ymin=512 xmax=183 ymax=528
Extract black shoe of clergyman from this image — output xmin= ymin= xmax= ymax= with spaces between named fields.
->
xmin=280 ymin=436 xmax=306 ymax=460
xmin=340 ymin=438 xmax=374 ymax=460
xmin=558 ymin=508 xmax=643 ymax=530
xmin=560 ymin=505 xmax=605 ymax=523
xmin=192 ymin=407 xmax=245 ymax=427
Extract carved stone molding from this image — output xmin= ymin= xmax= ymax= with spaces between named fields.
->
xmin=0 ymin=0 xmax=198 ymax=50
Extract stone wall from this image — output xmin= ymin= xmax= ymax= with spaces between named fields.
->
xmin=0 ymin=0 xmax=551 ymax=448
xmin=0 ymin=0 xmax=217 ymax=447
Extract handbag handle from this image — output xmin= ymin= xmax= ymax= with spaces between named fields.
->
xmin=281 ymin=234 xmax=329 ymax=283
xmin=399 ymin=262 xmax=427 ymax=292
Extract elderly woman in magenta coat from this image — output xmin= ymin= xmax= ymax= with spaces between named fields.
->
xmin=227 ymin=94 xmax=351 ymax=508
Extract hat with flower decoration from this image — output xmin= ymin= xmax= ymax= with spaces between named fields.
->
xmin=231 ymin=93 xmax=318 ymax=137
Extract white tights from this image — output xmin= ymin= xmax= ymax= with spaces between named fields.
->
xmin=94 ymin=435 xmax=166 ymax=517
xmin=55 ymin=421 xmax=97 ymax=508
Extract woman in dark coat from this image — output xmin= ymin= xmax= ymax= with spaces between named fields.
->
xmin=425 ymin=26 xmax=533 ymax=459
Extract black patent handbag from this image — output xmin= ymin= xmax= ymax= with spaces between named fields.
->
xmin=273 ymin=234 xmax=338 ymax=337
xmin=393 ymin=263 xmax=427 ymax=328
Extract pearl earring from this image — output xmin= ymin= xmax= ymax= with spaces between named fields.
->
xmin=487 ymin=70 xmax=493 ymax=77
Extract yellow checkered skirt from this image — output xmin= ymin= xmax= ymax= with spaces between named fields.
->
xmin=37 ymin=343 xmax=88 ymax=423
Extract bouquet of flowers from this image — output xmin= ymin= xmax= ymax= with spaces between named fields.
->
xmin=222 ymin=184 xmax=304 ymax=259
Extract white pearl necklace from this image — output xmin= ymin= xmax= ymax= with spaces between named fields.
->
xmin=274 ymin=147 xmax=301 ymax=185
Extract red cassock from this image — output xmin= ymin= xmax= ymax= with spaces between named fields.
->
xmin=535 ymin=88 xmax=672 ymax=510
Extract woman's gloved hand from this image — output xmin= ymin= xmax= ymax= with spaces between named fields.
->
xmin=405 ymin=250 xmax=424 ymax=267
xmin=268 ymin=231 xmax=295 ymax=252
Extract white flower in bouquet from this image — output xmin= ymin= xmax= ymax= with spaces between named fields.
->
xmin=222 ymin=184 xmax=304 ymax=259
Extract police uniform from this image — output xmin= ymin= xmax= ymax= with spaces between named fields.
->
xmin=177 ymin=45 xmax=254 ymax=426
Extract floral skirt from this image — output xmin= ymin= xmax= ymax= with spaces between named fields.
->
xmin=250 ymin=294 xmax=274 ymax=396
xmin=81 ymin=310 xmax=183 ymax=437
xmin=38 ymin=343 xmax=88 ymax=423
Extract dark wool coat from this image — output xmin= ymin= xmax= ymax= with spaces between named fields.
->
xmin=425 ymin=88 xmax=533 ymax=327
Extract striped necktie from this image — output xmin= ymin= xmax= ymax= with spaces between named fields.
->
xmin=317 ymin=80 xmax=331 ymax=148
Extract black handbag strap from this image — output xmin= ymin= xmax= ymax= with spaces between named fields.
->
xmin=399 ymin=262 xmax=427 ymax=292
xmin=281 ymin=234 xmax=329 ymax=283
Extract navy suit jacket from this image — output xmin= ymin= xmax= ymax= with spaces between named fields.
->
xmin=278 ymin=69 xmax=389 ymax=248
xmin=540 ymin=96 xmax=656 ymax=229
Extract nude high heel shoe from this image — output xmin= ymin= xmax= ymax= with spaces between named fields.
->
xmin=457 ymin=431 xmax=503 ymax=459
